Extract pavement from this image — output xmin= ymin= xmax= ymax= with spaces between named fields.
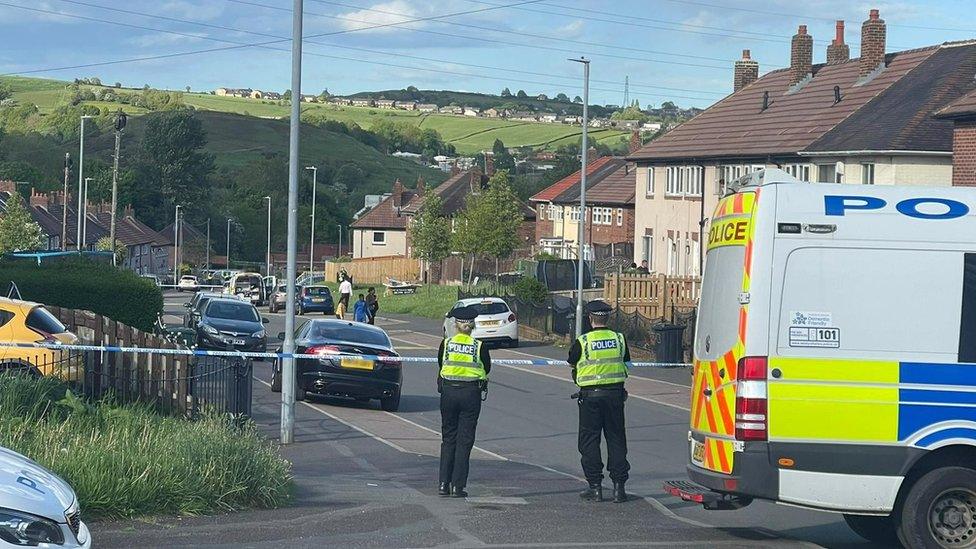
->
xmin=88 ymin=292 xmax=888 ymax=548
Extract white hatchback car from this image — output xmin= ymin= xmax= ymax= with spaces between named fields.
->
xmin=177 ymin=275 xmax=199 ymax=292
xmin=443 ymin=297 xmax=518 ymax=348
xmin=0 ymin=446 xmax=91 ymax=548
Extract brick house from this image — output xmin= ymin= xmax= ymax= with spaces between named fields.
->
xmin=935 ymin=90 xmax=976 ymax=186
xmin=629 ymin=10 xmax=976 ymax=276
xmin=530 ymin=157 xmax=636 ymax=260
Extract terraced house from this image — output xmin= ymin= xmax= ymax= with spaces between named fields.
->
xmin=629 ymin=10 xmax=976 ymax=275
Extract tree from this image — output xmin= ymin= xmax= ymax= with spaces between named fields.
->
xmin=516 ymin=89 xmax=527 ymax=98
xmin=491 ymin=139 xmax=515 ymax=174
xmin=0 ymin=83 xmax=11 ymax=101
xmin=573 ymin=95 xmax=582 ymax=103
xmin=95 ymin=237 xmax=128 ymax=264
xmin=0 ymin=197 xmax=44 ymax=253
xmin=138 ymin=111 xmax=214 ymax=222
xmin=452 ymin=171 xmax=523 ymax=286
xmin=410 ymin=193 xmax=450 ymax=291
xmin=500 ymin=87 xmax=512 ymax=97
xmin=282 ymin=89 xmax=292 ymax=101
xmin=185 ymin=85 xmax=191 ymax=93
xmin=555 ymin=93 xmax=570 ymax=102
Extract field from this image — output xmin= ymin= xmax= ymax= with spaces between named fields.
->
xmin=2 ymin=76 xmax=628 ymax=155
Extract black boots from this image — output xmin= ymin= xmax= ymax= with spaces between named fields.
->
xmin=450 ymin=485 xmax=468 ymax=498
xmin=579 ymin=482 xmax=603 ymax=502
xmin=438 ymin=482 xmax=451 ymax=496
xmin=613 ymin=481 xmax=627 ymax=503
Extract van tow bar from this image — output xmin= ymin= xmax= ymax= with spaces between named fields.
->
xmin=663 ymin=480 xmax=753 ymax=511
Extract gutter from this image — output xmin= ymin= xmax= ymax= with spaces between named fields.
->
xmin=798 ymin=150 xmax=952 ymax=157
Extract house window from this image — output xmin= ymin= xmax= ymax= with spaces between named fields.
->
xmin=646 ymin=168 xmax=655 ymax=196
xmin=592 ymin=207 xmax=613 ymax=225
xmin=666 ymin=167 xmax=680 ymax=196
xmin=616 ymin=208 xmax=623 ymax=226
xmin=372 ymin=231 xmax=386 ymax=245
xmin=641 ymin=234 xmax=653 ymax=266
xmin=861 ymin=163 xmax=875 ymax=185
xmin=686 ymin=166 xmax=703 ymax=197
xmin=667 ymin=236 xmax=677 ymax=276
xmin=817 ymin=164 xmax=837 ymax=183
xmin=570 ymin=206 xmax=580 ymax=222
xmin=785 ymin=164 xmax=811 ymax=182
xmin=547 ymin=205 xmax=556 ymax=221
xmin=538 ymin=204 xmax=546 ymax=218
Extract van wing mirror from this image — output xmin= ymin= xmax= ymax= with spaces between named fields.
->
xmin=277 ymin=332 xmax=286 ymax=340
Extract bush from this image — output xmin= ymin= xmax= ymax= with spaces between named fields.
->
xmin=0 ymin=259 xmax=163 ymax=331
xmin=512 ymin=276 xmax=548 ymax=303
xmin=0 ymin=374 xmax=292 ymax=519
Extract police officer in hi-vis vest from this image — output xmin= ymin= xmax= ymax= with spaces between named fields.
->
xmin=437 ymin=306 xmax=491 ymax=498
xmin=569 ymin=300 xmax=631 ymax=503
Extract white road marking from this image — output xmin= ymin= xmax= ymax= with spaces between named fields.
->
xmin=380 ymin=411 xmax=510 ymax=462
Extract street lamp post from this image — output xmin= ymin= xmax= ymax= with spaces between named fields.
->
xmin=569 ymin=57 xmax=590 ymax=338
xmin=82 ymin=177 xmax=92 ymax=249
xmin=173 ymin=205 xmax=182 ymax=286
xmin=76 ymin=115 xmax=93 ymax=250
xmin=264 ymin=196 xmax=272 ymax=276
xmin=61 ymin=153 xmax=71 ymax=251
xmin=206 ymin=218 xmax=211 ymax=271
xmin=305 ymin=166 xmax=317 ymax=273
xmin=109 ymin=112 xmax=127 ymax=265
xmin=226 ymin=218 xmax=232 ymax=269
xmin=337 ymin=224 xmax=343 ymax=259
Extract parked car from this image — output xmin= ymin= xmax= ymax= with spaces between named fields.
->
xmin=268 ymin=284 xmax=293 ymax=313
xmin=177 ymin=275 xmax=199 ymax=292
xmin=0 ymin=445 xmax=91 ymax=548
xmin=183 ymin=291 xmax=226 ymax=328
xmin=0 ymin=298 xmax=81 ymax=379
xmin=271 ymin=319 xmax=401 ymax=411
xmin=298 ymin=285 xmax=334 ymax=315
xmin=194 ymin=298 xmax=269 ymax=355
xmin=226 ymin=272 xmax=266 ymax=306
xmin=443 ymin=297 xmax=519 ymax=348
xmin=140 ymin=274 xmax=161 ymax=287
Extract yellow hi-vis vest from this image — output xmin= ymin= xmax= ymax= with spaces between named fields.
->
xmin=575 ymin=329 xmax=627 ymax=387
xmin=440 ymin=333 xmax=487 ymax=381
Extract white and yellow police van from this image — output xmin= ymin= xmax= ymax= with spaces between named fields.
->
xmin=665 ymin=168 xmax=976 ymax=548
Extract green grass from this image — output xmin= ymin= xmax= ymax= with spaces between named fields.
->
xmin=319 ymin=281 xmax=460 ymax=320
xmin=0 ymin=375 xmax=292 ymax=519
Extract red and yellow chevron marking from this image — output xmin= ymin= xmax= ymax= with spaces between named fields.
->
xmin=691 ymin=189 xmax=759 ymax=475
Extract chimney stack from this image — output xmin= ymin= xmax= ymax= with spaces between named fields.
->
xmin=29 ymin=190 xmax=46 ymax=208
xmin=391 ymin=179 xmax=403 ymax=208
xmin=733 ymin=49 xmax=759 ymax=92
xmin=629 ymin=130 xmax=642 ymax=153
xmin=790 ymin=25 xmax=813 ymax=87
xmin=826 ymin=20 xmax=850 ymax=64
xmin=485 ymin=152 xmax=495 ymax=177
xmin=415 ymin=175 xmax=426 ymax=196
xmin=860 ymin=9 xmax=886 ymax=78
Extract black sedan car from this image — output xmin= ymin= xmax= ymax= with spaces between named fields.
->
xmin=195 ymin=298 xmax=269 ymax=355
xmin=271 ymin=319 xmax=401 ymax=411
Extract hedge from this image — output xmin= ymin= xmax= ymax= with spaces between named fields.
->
xmin=0 ymin=259 xmax=163 ymax=331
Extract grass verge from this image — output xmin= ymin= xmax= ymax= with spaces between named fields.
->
xmin=0 ymin=375 xmax=292 ymax=519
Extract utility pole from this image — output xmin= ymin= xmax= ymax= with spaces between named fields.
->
xmin=61 ymin=153 xmax=71 ymax=251
xmin=82 ymin=177 xmax=92 ymax=249
xmin=305 ymin=166 xmax=317 ymax=273
xmin=281 ymin=0 xmax=304 ymax=445
xmin=173 ymin=205 xmax=182 ymax=285
xmin=226 ymin=218 xmax=232 ymax=270
xmin=76 ymin=115 xmax=93 ymax=250
xmin=206 ymin=218 xmax=211 ymax=271
xmin=570 ymin=57 xmax=590 ymax=338
xmin=337 ymin=224 xmax=342 ymax=259
xmin=109 ymin=112 xmax=127 ymax=266
xmin=623 ymin=75 xmax=629 ymax=108
xmin=264 ymin=196 xmax=272 ymax=276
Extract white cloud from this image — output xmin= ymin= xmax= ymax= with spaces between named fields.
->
xmin=0 ymin=1 xmax=83 ymax=24
xmin=158 ymin=0 xmax=226 ymax=22
xmin=554 ymin=19 xmax=584 ymax=38
xmin=336 ymin=0 xmax=423 ymax=33
xmin=129 ymin=32 xmax=208 ymax=48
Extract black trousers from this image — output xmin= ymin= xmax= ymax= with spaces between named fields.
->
xmin=578 ymin=388 xmax=630 ymax=484
xmin=439 ymin=381 xmax=482 ymax=487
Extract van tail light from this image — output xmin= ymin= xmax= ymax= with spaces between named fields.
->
xmin=508 ymin=313 xmax=516 ymax=323
xmin=735 ymin=356 xmax=768 ymax=442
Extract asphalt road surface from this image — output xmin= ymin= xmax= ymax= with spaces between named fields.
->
xmin=91 ymin=292 xmax=888 ymax=548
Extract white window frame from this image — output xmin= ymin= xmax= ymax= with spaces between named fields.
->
xmin=641 ymin=234 xmax=652 ymax=265
xmin=372 ymin=231 xmax=386 ymax=245
xmin=666 ymin=167 xmax=680 ymax=196
xmin=686 ymin=166 xmax=703 ymax=197
xmin=667 ymin=236 xmax=677 ymax=276
xmin=616 ymin=208 xmax=624 ymax=226
xmin=817 ymin=164 xmax=837 ymax=183
xmin=785 ymin=163 xmax=811 ymax=182
xmin=646 ymin=168 xmax=655 ymax=196
xmin=570 ymin=205 xmax=580 ymax=222
xmin=861 ymin=163 xmax=875 ymax=185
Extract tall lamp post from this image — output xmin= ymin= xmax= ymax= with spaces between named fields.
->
xmin=226 ymin=218 xmax=232 ymax=270
xmin=61 ymin=153 xmax=71 ymax=251
xmin=264 ymin=196 xmax=272 ymax=276
xmin=569 ymin=56 xmax=590 ymax=338
xmin=76 ymin=115 xmax=94 ymax=250
xmin=173 ymin=205 xmax=182 ymax=286
xmin=337 ymin=224 xmax=343 ymax=259
xmin=82 ymin=177 xmax=92 ymax=249
xmin=305 ymin=166 xmax=317 ymax=273
xmin=109 ymin=112 xmax=127 ymax=265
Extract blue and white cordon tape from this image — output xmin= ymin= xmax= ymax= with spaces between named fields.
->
xmin=0 ymin=342 xmax=691 ymax=368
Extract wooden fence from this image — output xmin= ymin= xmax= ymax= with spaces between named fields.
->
xmin=325 ymin=256 xmax=421 ymax=284
xmin=603 ymin=273 xmax=701 ymax=320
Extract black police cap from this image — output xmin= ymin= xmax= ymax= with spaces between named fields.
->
xmin=585 ymin=300 xmax=613 ymax=316
xmin=451 ymin=306 xmax=479 ymax=321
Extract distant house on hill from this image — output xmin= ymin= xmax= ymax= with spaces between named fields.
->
xmin=376 ymin=99 xmax=396 ymax=109
xmin=249 ymin=90 xmax=264 ymax=99
xmin=417 ymin=103 xmax=438 ymax=112
xmin=215 ymin=88 xmax=252 ymax=98
xmin=439 ymin=105 xmax=463 ymax=115
xmin=396 ymin=101 xmax=418 ymax=110
xmin=463 ymin=107 xmax=481 ymax=117
xmin=536 ymin=94 xmax=549 ymax=101
xmin=351 ymin=98 xmax=375 ymax=107
xmin=263 ymin=92 xmax=282 ymax=100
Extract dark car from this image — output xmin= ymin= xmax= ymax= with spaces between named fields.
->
xmin=297 ymin=285 xmax=334 ymax=315
xmin=183 ymin=291 xmax=226 ymax=328
xmin=271 ymin=319 xmax=401 ymax=411
xmin=195 ymin=298 xmax=269 ymax=356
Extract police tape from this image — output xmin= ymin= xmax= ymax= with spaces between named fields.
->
xmin=0 ymin=342 xmax=692 ymax=368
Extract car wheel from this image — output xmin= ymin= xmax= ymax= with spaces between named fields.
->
xmin=0 ymin=361 xmax=39 ymax=378
xmin=295 ymin=384 xmax=306 ymax=401
xmin=899 ymin=466 xmax=976 ymax=549
xmin=509 ymin=339 xmax=519 ymax=348
xmin=381 ymin=389 xmax=401 ymax=412
xmin=843 ymin=514 xmax=900 ymax=546
xmin=270 ymin=363 xmax=281 ymax=392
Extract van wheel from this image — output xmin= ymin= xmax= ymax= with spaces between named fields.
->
xmin=899 ymin=466 xmax=976 ymax=549
xmin=843 ymin=514 xmax=900 ymax=546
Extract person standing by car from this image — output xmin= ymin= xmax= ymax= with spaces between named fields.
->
xmin=437 ymin=306 xmax=491 ymax=498
xmin=365 ymin=287 xmax=379 ymax=325
xmin=338 ymin=275 xmax=352 ymax=318
xmin=568 ymin=300 xmax=631 ymax=503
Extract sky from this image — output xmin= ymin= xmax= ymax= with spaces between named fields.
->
xmin=1 ymin=0 xmax=975 ymax=109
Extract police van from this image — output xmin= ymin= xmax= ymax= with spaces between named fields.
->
xmin=665 ymin=169 xmax=976 ymax=548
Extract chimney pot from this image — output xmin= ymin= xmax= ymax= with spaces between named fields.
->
xmin=834 ymin=21 xmax=845 ymax=44
xmin=827 ymin=20 xmax=851 ymax=64
xmin=798 ymin=25 xmax=807 ymax=35
xmin=870 ymin=8 xmax=880 ymax=20
xmin=742 ymin=49 xmax=751 ymax=60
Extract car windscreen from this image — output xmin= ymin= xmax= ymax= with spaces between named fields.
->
xmin=467 ymin=302 xmax=509 ymax=315
xmin=305 ymin=287 xmax=331 ymax=297
xmin=195 ymin=297 xmax=213 ymax=311
xmin=26 ymin=307 xmax=67 ymax=335
xmin=308 ymin=323 xmax=389 ymax=347
xmin=206 ymin=301 xmax=260 ymax=322
xmin=236 ymin=276 xmax=262 ymax=289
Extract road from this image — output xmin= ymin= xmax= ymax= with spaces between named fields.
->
xmin=92 ymin=292 xmax=885 ymax=548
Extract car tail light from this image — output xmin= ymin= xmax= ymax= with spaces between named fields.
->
xmin=507 ymin=313 xmax=516 ymax=323
xmin=307 ymin=345 xmax=340 ymax=357
xmin=377 ymin=350 xmax=401 ymax=368
xmin=735 ymin=356 xmax=768 ymax=442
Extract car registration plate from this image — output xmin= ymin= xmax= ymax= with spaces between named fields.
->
xmin=479 ymin=320 xmax=500 ymax=327
xmin=312 ymin=298 xmax=324 ymax=303
xmin=340 ymin=357 xmax=374 ymax=370
xmin=233 ymin=338 xmax=246 ymax=345
xmin=691 ymin=440 xmax=705 ymax=465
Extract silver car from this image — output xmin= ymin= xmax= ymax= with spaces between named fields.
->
xmin=0 ymin=446 xmax=91 ymax=548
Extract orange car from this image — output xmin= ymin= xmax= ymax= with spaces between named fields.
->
xmin=0 ymin=298 xmax=80 ymax=379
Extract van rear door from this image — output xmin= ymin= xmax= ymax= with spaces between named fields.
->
xmin=691 ymin=191 xmax=757 ymax=475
